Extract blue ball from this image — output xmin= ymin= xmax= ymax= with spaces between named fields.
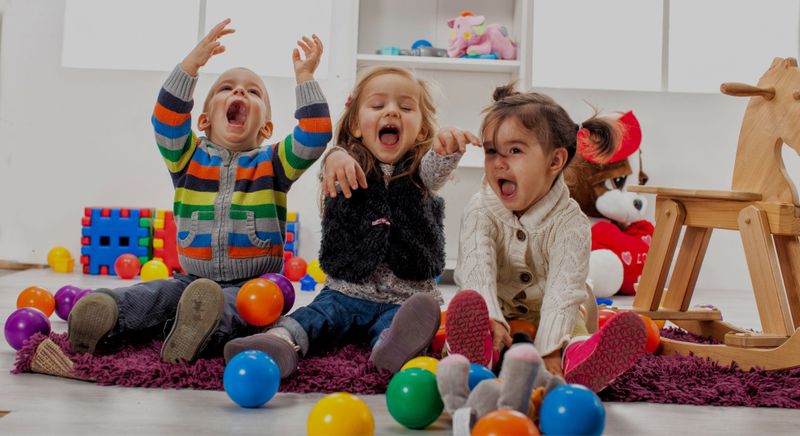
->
xmin=467 ymin=363 xmax=496 ymax=390
xmin=540 ymin=384 xmax=605 ymax=435
xmin=223 ymin=350 xmax=281 ymax=408
xmin=411 ymin=39 xmax=432 ymax=49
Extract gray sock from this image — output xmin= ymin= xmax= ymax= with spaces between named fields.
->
xmin=465 ymin=378 xmax=502 ymax=419
xmin=497 ymin=345 xmax=542 ymax=415
xmin=436 ymin=354 xmax=471 ymax=415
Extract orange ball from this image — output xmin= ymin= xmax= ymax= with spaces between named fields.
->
xmin=472 ymin=409 xmax=539 ymax=436
xmin=508 ymin=319 xmax=537 ymax=339
xmin=236 ymin=279 xmax=284 ymax=327
xmin=17 ymin=286 xmax=55 ymax=317
xmin=639 ymin=315 xmax=661 ymax=353
xmin=440 ymin=311 xmax=447 ymax=328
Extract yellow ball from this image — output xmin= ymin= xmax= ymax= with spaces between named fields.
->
xmin=47 ymin=247 xmax=74 ymax=272
xmin=400 ymin=356 xmax=439 ymax=375
xmin=140 ymin=259 xmax=169 ymax=281
xmin=307 ymin=392 xmax=374 ymax=436
xmin=307 ymin=259 xmax=327 ymax=284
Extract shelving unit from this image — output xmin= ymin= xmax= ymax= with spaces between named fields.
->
xmin=355 ymin=54 xmax=521 ymax=74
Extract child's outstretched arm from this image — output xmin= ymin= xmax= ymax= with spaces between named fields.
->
xmin=272 ymin=35 xmax=332 ymax=191
xmin=320 ymin=148 xmax=368 ymax=198
xmin=421 ymin=127 xmax=480 ymax=191
xmin=152 ymin=19 xmax=234 ymax=176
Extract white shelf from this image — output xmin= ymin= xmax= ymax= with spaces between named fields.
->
xmin=356 ymin=54 xmax=521 ymax=73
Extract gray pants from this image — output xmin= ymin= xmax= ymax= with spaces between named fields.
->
xmin=104 ymin=273 xmax=257 ymax=354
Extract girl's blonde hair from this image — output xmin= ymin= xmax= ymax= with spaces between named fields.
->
xmin=335 ymin=66 xmax=438 ymax=188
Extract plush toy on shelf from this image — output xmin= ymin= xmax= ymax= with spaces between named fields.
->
xmin=446 ymin=11 xmax=517 ymax=60
xmin=564 ymin=111 xmax=653 ymax=298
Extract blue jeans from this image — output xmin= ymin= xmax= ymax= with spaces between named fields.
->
xmin=284 ymin=288 xmax=400 ymax=355
xmin=104 ymin=273 xmax=258 ymax=353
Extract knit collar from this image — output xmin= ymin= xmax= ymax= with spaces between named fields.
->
xmin=480 ymin=173 xmax=569 ymax=229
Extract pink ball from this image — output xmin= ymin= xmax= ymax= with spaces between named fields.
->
xmin=54 ymin=285 xmax=83 ymax=321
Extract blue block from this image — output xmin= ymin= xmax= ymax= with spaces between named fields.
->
xmin=81 ymin=208 xmax=150 ymax=275
xmin=284 ymin=242 xmax=294 ymax=253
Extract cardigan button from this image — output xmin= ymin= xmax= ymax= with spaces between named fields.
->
xmin=516 ymin=230 xmax=526 ymax=241
xmin=520 ymin=272 xmax=532 ymax=283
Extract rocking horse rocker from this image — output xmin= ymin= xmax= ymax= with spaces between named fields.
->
xmin=630 ymin=57 xmax=800 ymax=370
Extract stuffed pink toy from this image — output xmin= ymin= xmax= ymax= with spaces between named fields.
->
xmin=447 ymin=11 xmax=517 ymax=60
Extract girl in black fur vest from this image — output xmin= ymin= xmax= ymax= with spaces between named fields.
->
xmin=224 ymin=66 xmax=478 ymax=378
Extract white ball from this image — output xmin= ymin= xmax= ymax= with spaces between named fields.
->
xmin=588 ymin=249 xmax=624 ymax=298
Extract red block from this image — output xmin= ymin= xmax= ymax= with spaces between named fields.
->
xmin=153 ymin=211 xmax=183 ymax=275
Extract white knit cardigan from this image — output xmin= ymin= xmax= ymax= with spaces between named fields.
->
xmin=454 ymin=175 xmax=594 ymax=355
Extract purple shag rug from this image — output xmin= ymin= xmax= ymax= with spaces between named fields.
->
xmin=11 ymin=328 xmax=800 ymax=407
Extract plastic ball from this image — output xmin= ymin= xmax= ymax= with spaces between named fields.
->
xmin=4 ymin=308 xmax=51 ymax=350
xmin=236 ymin=279 xmax=284 ymax=326
xmin=386 ymin=368 xmax=443 ymax=429
xmin=284 ymin=256 xmax=307 ymax=281
xmin=75 ymin=288 xmax=92 ymax=302
xmin=306 ymin=259 xmax=327 ymax=284
xmin=598 ymin=309 xmax=618 ymax=329
xmin=307 ymin=392 xmax=375 ymax=436
xmin=140 ymin=259 xmax=169 ymax=281
xmin=17 ymin=286 xmax=55 ymax=317
xmin=54 ymin=285 xmax=83 ymax=321
xmin=640 ymin=315 xmax=661 ymax=353
xmin=260 ymin=273 xmax=295 ymax=315
xmin=468 ymin=363 xmax=497 ymax=390
xmin=508 ymin=319 xmax=537 ymax=339
xmin=473 ymin=409 xmax=539 ymax=436
xmin=114 ymin=254 xmax=141 ymax=279
xmin=400 ymin=356 xmax=439 ymax=375
xmin=223 ymin=350 xmax=280 ymax=408
xmin=439 ymin=310 xmax=447 ymax=328
xmin=47 ymin=246 xmax=74 ymax=272
xmin=540 ymin=384 xmax=605 ymax=436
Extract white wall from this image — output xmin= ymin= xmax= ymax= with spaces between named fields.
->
xmin=3 ymin=0 xmax=799 ymax=293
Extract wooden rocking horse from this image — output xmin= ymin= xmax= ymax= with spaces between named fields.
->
xmin=629 ymin=57 xmax=800 ymax=370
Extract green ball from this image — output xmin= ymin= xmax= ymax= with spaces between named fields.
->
xmin=385 ymin=368 xmax=444 ymax=429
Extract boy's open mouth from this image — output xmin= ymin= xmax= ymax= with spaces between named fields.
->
xmin=498 ymin=178 xmax=517 ymax=197
xmin=379 ymin=125 xmax=400 ymax=146
xmin=226 ymin=100 xmax=248 ymax=128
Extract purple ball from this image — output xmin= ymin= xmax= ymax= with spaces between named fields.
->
xmin=260 ymin=273 xmax=295 ymax=315
xmin=54 ymin=285 xmax=83 ymax=321
xmin=4 ymin=308 xmax=51 ymax=350
xmin=75 ymin=289 xmax=92 ymax=302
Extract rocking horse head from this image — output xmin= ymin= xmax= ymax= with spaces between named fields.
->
xmin=723 ymin=57 xmax=800 ymax=205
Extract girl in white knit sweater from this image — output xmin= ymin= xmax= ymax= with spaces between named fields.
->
xmin=444 ymin=84 xmax=647 ymax=393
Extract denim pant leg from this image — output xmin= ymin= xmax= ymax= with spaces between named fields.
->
xmin=106 ymin=274 xmax=193 ymax=337
xmin=366 ymin=303 xmax=400 ymax=347
xmin=203 ymin=284 xmax=259 ymax=354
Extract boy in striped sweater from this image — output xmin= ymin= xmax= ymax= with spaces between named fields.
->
xmin=67 ymin=19 xmax=332 ymax=363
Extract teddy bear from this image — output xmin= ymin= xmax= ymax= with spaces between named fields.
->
xmin=447 ymin=11 xmax=517 ymax=60
xmin=564 ymin=111 xmax=653 ymax=298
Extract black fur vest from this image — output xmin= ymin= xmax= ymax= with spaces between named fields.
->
xmin=319 ymin=159 xmax=445 ymax=283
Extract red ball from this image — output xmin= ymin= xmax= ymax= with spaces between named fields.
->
xmin=114 ymin=254 xmax=141 ymax=279
xmin=598 ymin=309 xmax=618 ymax=329
xmin=236 ymin=279 xmax=284 ymax=327
xmin=472 ymin=409 xmax=539 ymax=436
xmin=284 ymin=256 xmax=307 ymax=282
xmin=639 ymin=315 xmax=661 ymax=353
xmin=17 ymin=286 xmax=55 ymax=317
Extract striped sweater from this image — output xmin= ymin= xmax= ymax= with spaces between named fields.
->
xmin=152 ymin=65 xmax=332 ymax=282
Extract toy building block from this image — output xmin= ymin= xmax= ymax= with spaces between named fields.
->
xmin=286 ymin=211 xmax=300 ymax=256
xmin=80 ymin=207 xmax=152 ymax=275
xmin=153 ymin=210 xmax=184 ymax=275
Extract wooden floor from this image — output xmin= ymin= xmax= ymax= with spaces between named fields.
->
xmin=1 ymin=269 xmax=799 ymax=435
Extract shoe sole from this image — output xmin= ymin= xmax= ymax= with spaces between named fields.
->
xmin=161 ymin=279 xmax=224 ymax=364
xmin=565 ymin=311 xmax=647 ymax=392
xmin=67 ymin=292 xmax=118 ymax=354
xmin=370 ymin=293 xmax=441 ymax=373
xmin=445 ymin=290 xmax=491 ymax=366
xmin=224 ymin=333 xmax=299 ymax=379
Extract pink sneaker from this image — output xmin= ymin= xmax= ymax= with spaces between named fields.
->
xmin=445 ymin=290 xmax=493 ymax=367
xmin=563 ymin=311 xmax=646 ymax=393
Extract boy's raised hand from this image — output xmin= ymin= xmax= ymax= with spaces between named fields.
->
xmin=433 ymin=127 xmax=481 ymax=155
xmin=181 ymin=18 xmax=235 ymax=76
xmin=293 ymin=35 xmax=324 ymax=84
xmin=322 ymin=149 xmax=368 ymax=199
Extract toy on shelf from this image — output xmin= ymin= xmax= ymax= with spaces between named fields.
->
xmin=628 ymin=58 xmax=800 ymax=370
xmin=565 ymin=111 xmax=653 ymax=298
xmin=374 ymin=39 xmax=448 ymax=57
xmin=152 ymin=210 xmax=183 ymax=276
xmin=447 ymin=11 xmax=517 ymax=60
xmin=140 ymin=259 xmax=169 ymax=281
xmin=114 ymin=254 xmax=141 ymax=279
xmin=17 ymin=286 xmax=55 ymax=317
xmin=80 ymin=207 xmax=152 ymax=275
xmin=4 ymin=308 xmax=51 ymax=350
xmin=307 ymin=392 xmax=375 ymax=436
xmin=47 ymin=246 xmax=74 ymax=273
xmin=223 ymin=350 xmax=280 ymax=408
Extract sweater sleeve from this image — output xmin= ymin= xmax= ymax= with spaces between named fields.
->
xmin=152 ymin=65 xmax=199 ymax=177
xmin=536 ymin=213 xmax=592 ymax=355
xmin=272 ymin=81 xmax=332 ymax=191
xmin=454 ymin=208 xmax=506 ymax=326
xmin=419 ymin=149 xmax=463 ymax=192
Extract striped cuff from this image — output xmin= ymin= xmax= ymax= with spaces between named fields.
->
xmin=164 ymin=64 xmax=198 ymax=102
xmin=295 ymin=80 xmax=326 ymax=107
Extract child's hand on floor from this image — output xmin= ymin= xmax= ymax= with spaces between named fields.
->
xmin=322 ymin=149 xmax=367 ymax=198
xmin=293 ymin=34 xmax=323 ymax=84
xmin=543 ymin=350 xmax=563 ymax=376
xmin=181 ymin=18 xmax=235 ymax=76
xmin=433 ymin=127 xmax=481 ymax=155
xmin=491 ymin=320 xmax=512 ymax=352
